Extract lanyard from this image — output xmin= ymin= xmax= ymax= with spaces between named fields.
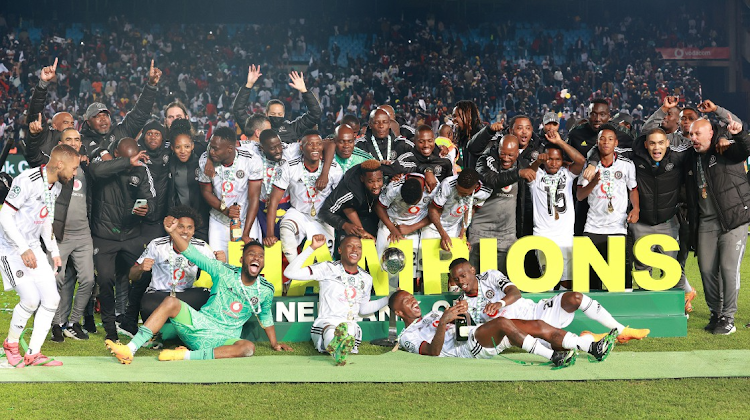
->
xmin=370 ymin=135 xmax=392 ymax=161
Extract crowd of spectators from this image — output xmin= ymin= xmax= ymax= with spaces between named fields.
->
xmin=0 ymin=10 xmax=720 ymax=147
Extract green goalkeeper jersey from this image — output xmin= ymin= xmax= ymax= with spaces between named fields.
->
xmin=335 ymin=147 xmax=375 ymax=173
xmin=182 ymin=244 xmax=275 ymax=330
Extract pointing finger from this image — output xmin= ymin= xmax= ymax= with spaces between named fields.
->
xmin=52 ymin=57 xmax=58 ymax=71
xmin=150 ymin=59 xmax=155 ymax=71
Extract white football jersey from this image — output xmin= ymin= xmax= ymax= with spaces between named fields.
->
xmin=198 ymin=149 xmax=263 ymax=225
xmin=432 ymin=175 xmax=491 ymax=229
xmin=458 ymin=270 xmax=536 ymax=324
xmin=0 ymin=167 xmax=61 ymax=254
xmin=529 ymin=167 xmax=576 ymax=243
xmin=399 ymin=310 xmax=459 ymax=357
xmin=137 ymin=236 xmax=216 ymax=292
xmin=273 ymin=157 xmax=343 ymax=215
xmin=378 ymin=174 xmax=435 ymax=225
xmin=306 ymin=260 xmax=374 ymax=321
xmin=578 ymin=156 xmax=637 ymax=234
xmin=239 ymin=141 xmax=301 ymax=202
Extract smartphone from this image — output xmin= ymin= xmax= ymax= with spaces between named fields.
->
xmin=132 ymin=199 xmax=148 ymax=213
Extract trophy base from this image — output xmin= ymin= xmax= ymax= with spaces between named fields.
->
xmin=370 ymin=337 xmax=398 ymax=347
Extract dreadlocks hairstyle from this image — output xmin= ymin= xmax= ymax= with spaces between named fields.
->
xmin=453 ymin=100 xmax=482 ymax=146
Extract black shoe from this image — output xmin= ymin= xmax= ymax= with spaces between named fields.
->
xmin=83 ymin=315 xmax=97 ymax=334
xmin=64 ymin=323 xmax=90 ymax=340
xmin=116 ymin=321 xmax=138 ymax=338
xmin=704 ymin=312 xmax=719 ymax=331
xmin=50 ymin=324 xmax=65 ymax=343
xmin=588 ymin=328 xmax=618 ymax=362
xmin=550 ymin=349 xmax=577 ymax=368
xmin=713 ymin=316 xmax=737 ymax=335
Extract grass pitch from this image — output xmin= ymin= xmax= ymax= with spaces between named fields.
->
xmin=1 ymin=253 xmax=749 ymax=419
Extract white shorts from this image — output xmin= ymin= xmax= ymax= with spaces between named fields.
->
xmin=280 ymin=207 xmax=335 ymax=250
xmin=1 ymin=248 xmax=56 ymax=292
xmin=454 ymin=326 xmax=510 ymax=359
xmin=530 ymin=293 xmax=574 ymax=329
xmin=310 ymin=318 xmax=362 ymax=354
xmin=420 ymin=223 xmax=461 ymax=240
xmin=208 ymin=217 xmax=261 ymax=256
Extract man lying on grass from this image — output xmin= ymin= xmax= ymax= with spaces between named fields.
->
xmin=390 ymin=290 xmax=617 ymax=368
xmin=106 ymin=215 xmax=293 ymax=364
xmin=449 ymin=259 xmax=650 ymax=344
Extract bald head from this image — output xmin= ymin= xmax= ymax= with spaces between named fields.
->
xmin=51 ymin=112 xmax=75 ymax=132
xmin=378 ymin=105 xmax=396 ymax=120
xmin=689 ymin=119 xmax=714 ymax=154
xmin=115 ymin=137 xmax=140 ymax=158
xmin=499 ymin=135 xmax=520 ymax=170
xmin=335 ymin=124 xmax=355 ymax=139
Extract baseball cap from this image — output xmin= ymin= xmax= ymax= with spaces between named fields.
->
xmin=84 ymin=102 xmax=110 ymax=120
xmin=543 ymin=112 xmax=559 ymax=125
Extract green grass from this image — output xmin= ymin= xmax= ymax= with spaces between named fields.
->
xmin=1 ymin=252 xmax=749 ymax=419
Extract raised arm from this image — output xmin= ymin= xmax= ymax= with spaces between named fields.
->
xmin=282 ymin=234 xmax=326 ymax=280
xmin=232 ymin=65 xmax=262 ymax=134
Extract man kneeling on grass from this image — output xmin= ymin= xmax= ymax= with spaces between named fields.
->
xmin=106 ymin=215 xmax=293 ymax=363
xmin=390 ymin=290 xmax=618 ymax=368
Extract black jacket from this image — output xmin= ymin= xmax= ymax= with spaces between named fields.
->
xmin=22 ymin=81 xmax=61 ymax=166
xmin=137 ymin=138 xmax=171 ymax=224
xmin=166 ymin=151 xmax=210 ymax=241
xmin=394 ymin=147 xmax=453 ymax=181
xmin=568 ymin=122 xmax=633 ymax=157
xmin=81 ymin=83 xmax=158 ymax=159
xmin=686 ymin=129 xmax=750 ymax=249
xmin=588 ymin=137 xmax=691 ymax=226
xmin=88 ymin=156 xmax=156 ymax=241
xmin=355 ymin=129 xmax=413 ymax=163
xmin=319 ymin=163 xmax=398 ymax=237
xmin=462 ymin=124 xmax=500 ymax=171
xmin=232 ymin=86 xmax=322 ymax=143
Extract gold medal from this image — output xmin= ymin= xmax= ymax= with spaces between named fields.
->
xmin=554 ymin=209 xmax=559 ymax=220
xmin=310 ymin=206 xmax=317 ymax=217
xmin=607 ymin=199 xmax=614 ymax=213
xmin=701 ymin=188 xmax=707 ymax=199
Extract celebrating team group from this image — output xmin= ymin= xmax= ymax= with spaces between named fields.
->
xmin=1 ymin=59 xmax=748 ymax=368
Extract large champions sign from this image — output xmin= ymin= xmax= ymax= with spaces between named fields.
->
xmin=208 ymin=235 xmax=681 ymax=297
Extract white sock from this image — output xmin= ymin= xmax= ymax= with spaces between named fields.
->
xmin=127 ymin=342 xmax=139 ymax=354
xmin=183 ymin=351 xmax=191 ymax=360
xmin=321 ymin=327 xmax=336 ymax=351
xmin=580 ymin=295 xmax=625 ymax=334
xmin=8 ymin=302 xmax=36 ymax=343
xmin=522 ymin=335 xmax=554 ymax=360
xmin=563 ymin=332 xmax=595 ymax=352
xmin=28 ymin=304 xmax=57 ymax=355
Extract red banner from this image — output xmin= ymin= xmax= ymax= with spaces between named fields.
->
xmin=656 ymin=47 xmax=730 ymax=60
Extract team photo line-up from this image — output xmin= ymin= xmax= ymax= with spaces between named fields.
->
xmin=0 ymin=58 xmax=747 ymax=369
